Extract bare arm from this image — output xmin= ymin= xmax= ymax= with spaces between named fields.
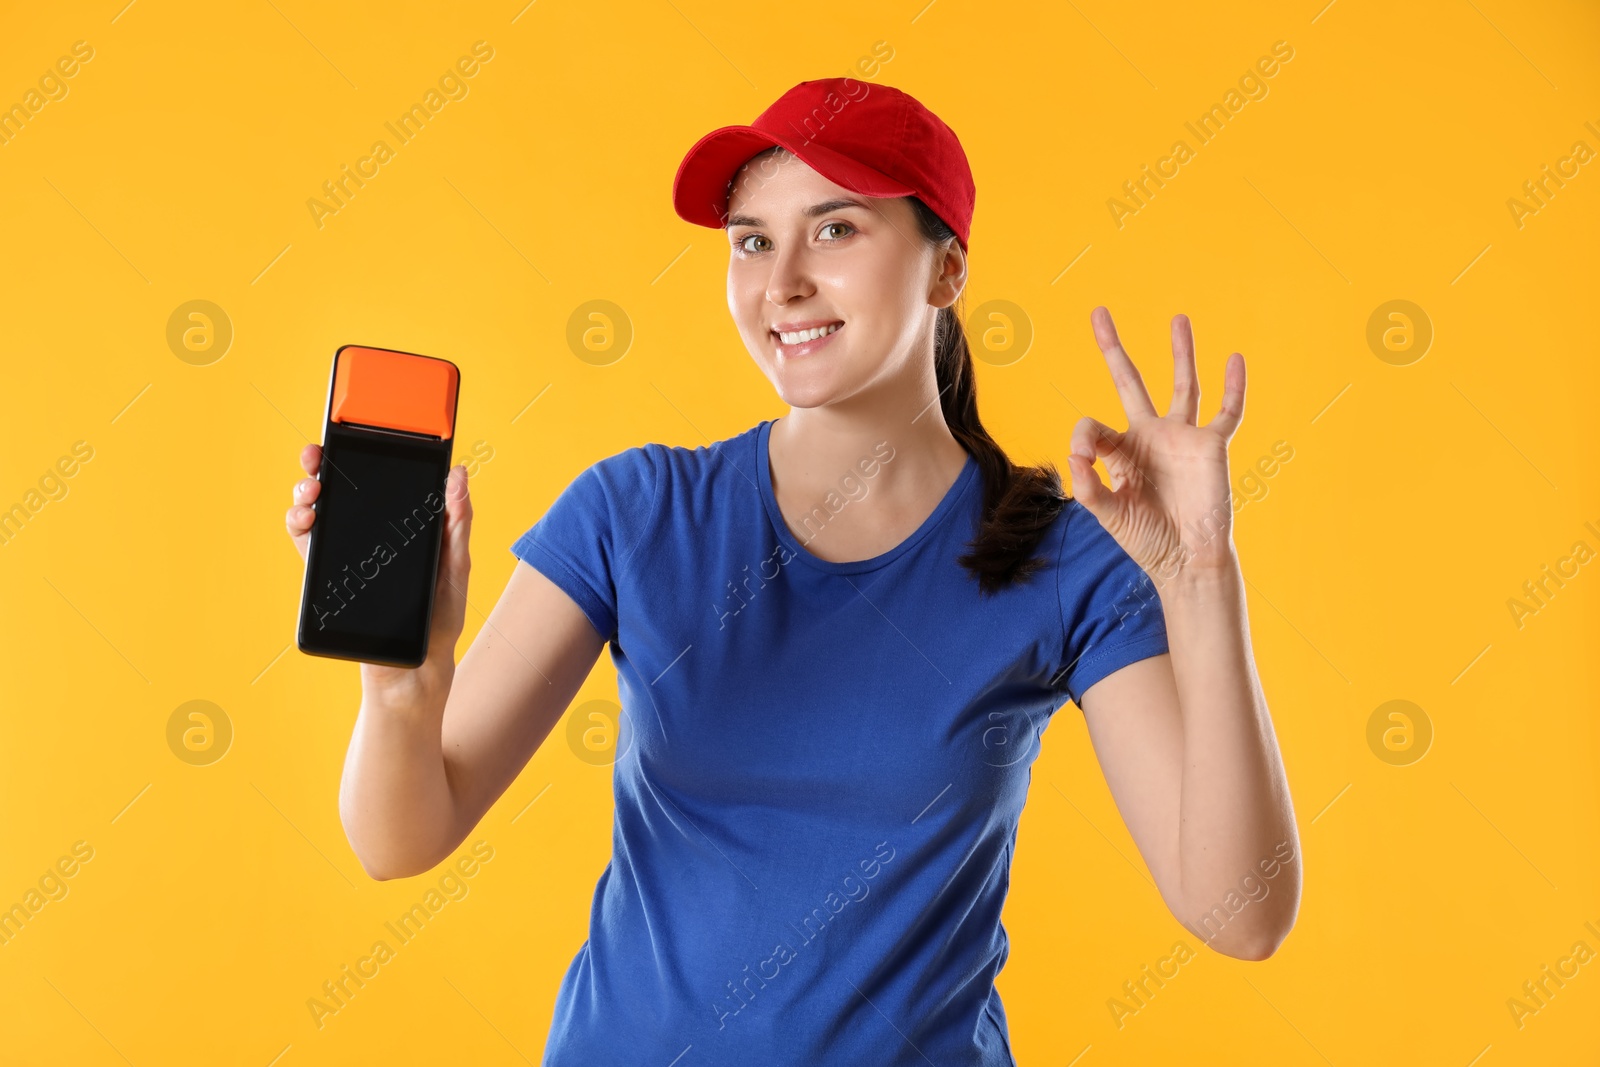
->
xmin=339 ymin=561 xmax=603 ymax=879
xmin=1078 ymin=560 xmax=1299 ymax=960
xmin=1064 ymin=307 xmax=1300 ymax=960
xmin=287 ymin=444 xmax=605 ymax=880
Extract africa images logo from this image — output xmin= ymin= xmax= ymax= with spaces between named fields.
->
xmin=309 ymin=486 xmax=446 ymax=630
xmin=305 ymin=41 xmax=495 ymax=230
xmin=712 ymin=441 xmax=897 ymax=630
xmin=709 ymin=840 xmax=896 ymax=1031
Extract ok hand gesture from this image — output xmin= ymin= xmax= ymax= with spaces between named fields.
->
xmin=1064 ymin=307 xmax=1246 ymax=585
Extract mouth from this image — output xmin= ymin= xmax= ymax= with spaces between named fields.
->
xmin=771 ymin=320 xmax=844 ymax=359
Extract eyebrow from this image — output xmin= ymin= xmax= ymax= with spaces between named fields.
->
xmin=725 ymin=197 xmax=874 ymax=229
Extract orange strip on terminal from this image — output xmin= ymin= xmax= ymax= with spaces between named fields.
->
xmin=330 ymin=347 xmax=458 ymax=438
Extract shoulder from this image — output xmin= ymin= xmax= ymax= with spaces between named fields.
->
xmin=1056 ymin=497 xmax=1109 ymax=561
xmin=573 ymin=421 xmax=764 ymax=520
xmin=632 ymin=421 xmax=766 ymax=489
xmin=566 ymin=442 xmax=658 ymax=507
xmin=1050 ymin=499 xmax=1168 ymax=702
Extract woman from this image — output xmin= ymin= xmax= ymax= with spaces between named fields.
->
xmin=285 ymin=78 xmax=1299 ymax=1065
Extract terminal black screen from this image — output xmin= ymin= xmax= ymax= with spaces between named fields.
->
xmin=296 ymin=424 xmax=450 ymax=667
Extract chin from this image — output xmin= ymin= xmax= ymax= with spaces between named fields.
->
xmin=771 ymin=380 xmax=840 ymax=410
xmin=751 ymin=340 xmax=875 ymax=408
xmin=773 ymin=355 xmax=889 ymax=409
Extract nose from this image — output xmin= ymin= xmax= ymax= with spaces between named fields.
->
xmin=764 ymin=243 xmax=814 ymax=308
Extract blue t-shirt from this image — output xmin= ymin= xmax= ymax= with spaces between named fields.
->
xmin=509 ymin=418 xmax=1168 ymax=1066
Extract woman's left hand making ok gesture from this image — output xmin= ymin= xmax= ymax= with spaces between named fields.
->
xmin=1064 ymin=306 xmax=1247 ymax=585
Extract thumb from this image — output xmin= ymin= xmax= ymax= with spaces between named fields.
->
xmin=436 ymin=464 xmax=473 ymax=606
xmin=443 ymin=463 xmax=472 ymax=564
xmin=421 ymin=465 xmax=472 ymax=665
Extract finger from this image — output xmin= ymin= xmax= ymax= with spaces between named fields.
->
xmin=1065 ymin=453 xmax=1119 ymax=525
xmin=1070 ymin=414 xmax=1151 ymax=494
xmin=1090 ymin=306 xmax=1158 ymax=421
xmin=285 ymin=502 xmax=314 ymax=562
xmin=1169 ymin=314 xmax=1199 ymax=425
xmin=288 ymin=471 xmax=318 ymax=532
xmin=300 ymin=443 xmax=322 ymax=478
xmin=285 ymin=504 xmax=314 ymax=536
xmin=1069 ymin=415 xmax=1124 ymax=462
xmin=1205 ymin=351 xmax=1247 ymax=441
xmin=434 ymin=464 xmax=473 ymax=630
xmin=292 ymin=475 xmax=320 ymax=507
xmin=441 ymin=464 xmax=473 ymax=578
xmin=288 ymin=475 xmax=321 ymax=557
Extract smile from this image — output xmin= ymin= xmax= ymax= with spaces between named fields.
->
xmin=772 ymin=321 xmax=843 ymax=358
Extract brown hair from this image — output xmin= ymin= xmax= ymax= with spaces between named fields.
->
xmin=907 ymin=195 xmax=1069 ymax=596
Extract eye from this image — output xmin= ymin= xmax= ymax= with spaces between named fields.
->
xmin=734 ymin=232 xmax=770 ymax=255
xmin=732 ymin=221 xmax=855 ymax=256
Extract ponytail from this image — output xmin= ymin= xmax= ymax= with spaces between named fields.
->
xmin=911 ymin=197 xmax=1069 ymax=596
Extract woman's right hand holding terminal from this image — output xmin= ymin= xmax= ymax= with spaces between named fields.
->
xmin=285 ymin=442 xmax=474 ymax=709
xmin=284 ymin=441 xmax=605 ymax=880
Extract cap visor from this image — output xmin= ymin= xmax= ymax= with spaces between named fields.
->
xmin=672 ymin=125 xmax=917 ymax=230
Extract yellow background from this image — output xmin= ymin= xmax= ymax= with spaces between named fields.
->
xmin=1 ymin=0 xmax=1596 ymax=1062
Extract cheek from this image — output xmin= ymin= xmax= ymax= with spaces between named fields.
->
xmin=726 ymin=271 xmax=748 ymax=326
xmin=841 ymin=253 xmax=921 ymax=334
xmin=727 ymin=274 xmax=763 ymax=340
xmin=853 ymin=289 xmax=921 ymax=361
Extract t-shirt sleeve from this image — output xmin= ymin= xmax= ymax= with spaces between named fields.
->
xmin=508 ymin=445 xmax=659 ymax=645
xmin=1055 ymin=500 xmax=1170 ymax=706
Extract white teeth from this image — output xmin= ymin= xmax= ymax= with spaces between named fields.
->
xmin=776 ymin=322 xmax=842 ymax=345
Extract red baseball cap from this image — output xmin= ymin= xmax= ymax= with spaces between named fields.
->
xmin=671 ymin=78 xmax=976 ymax=251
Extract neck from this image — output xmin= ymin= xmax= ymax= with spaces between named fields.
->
xmin=767 ymin=371 xmax=971 ymax=549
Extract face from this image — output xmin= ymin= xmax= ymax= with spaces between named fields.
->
xmin=724 ymin=148 xmax=966 ymax=410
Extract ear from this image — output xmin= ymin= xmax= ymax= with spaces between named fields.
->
xmin=928 ymin=237 xmax=967 ymax=310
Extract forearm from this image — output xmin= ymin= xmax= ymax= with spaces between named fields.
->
xmin=1160 ymin=554 xmax=1300 ymax=958
xmin=338 ymin=670 xmax=462 ymax=880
